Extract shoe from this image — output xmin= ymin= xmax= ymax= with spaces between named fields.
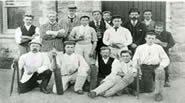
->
xmin=40 ymin=88 xmax=50 ymax=94
xmin=88 ymin=91 xmax=97 ymax=98
xmin=75 ymin=90 xmax=84 ymax=95
xmin=155 ymin=93 xmax=163 ymax=102
xmin=164 ymin=82 xmax=170 ymax=87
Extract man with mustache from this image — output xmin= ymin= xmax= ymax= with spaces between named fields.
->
xmin=124 ymin=8 xmax=147 ymax=53
xmin=18 ymin=38 xmax=52 ymax=94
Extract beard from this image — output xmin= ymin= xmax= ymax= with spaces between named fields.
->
xmin=32 ymin=48 xmax=38 ymax=53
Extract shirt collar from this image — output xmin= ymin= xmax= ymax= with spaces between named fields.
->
xmin=24 ymin=24 xmax=31 ymax=30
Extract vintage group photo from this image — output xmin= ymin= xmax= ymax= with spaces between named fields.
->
xmin=0 ymin=0 xmax=184 ymax=103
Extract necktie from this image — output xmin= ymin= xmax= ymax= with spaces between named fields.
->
xmin=114 ymin=27 xmax=119 ymax=31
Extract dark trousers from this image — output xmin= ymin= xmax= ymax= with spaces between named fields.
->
xmin=19 ymin=70 xmax=52 ymax=93
xmin=130 ymin=64 xmax=158 ymax=93
xmin=164 ymin=66 xmax=169 ymax=82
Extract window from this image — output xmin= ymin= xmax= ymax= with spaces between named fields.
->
xmin=2 ymin=0 xmax=31 ymax=34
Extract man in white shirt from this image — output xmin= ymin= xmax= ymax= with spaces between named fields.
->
xmin=88 ymin=50 xmax=136 ymax=98
xmin=18 ymin=38 xmax=52 ymax=94
xmin=132 ymin=32 xmax=170 ymax=101
xmin=15 ymin=14 xmax=40 ymax=55
xmin=51 ymin=41 xmax=89 ymax=94
xmin=103 ymin=15 xmax=132 ymax=58
xmin=69 ymin=16 xmax=97 ymax=65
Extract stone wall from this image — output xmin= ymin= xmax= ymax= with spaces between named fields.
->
xmin=167 ymin=2 xmax=185 ymax=78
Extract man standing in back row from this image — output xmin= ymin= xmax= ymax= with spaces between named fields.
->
xmin=124 ymin=8 xmax=147 ymax=53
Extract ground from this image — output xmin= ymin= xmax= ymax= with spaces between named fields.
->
xmin=0 ymin=66 xmax=185 ymax=103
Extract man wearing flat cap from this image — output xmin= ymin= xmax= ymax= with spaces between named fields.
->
xmin=18 ymin=38 xmax=52 ymax=94
xmin=51 ymin=41 xmax=89 ymax=94
xmin=103 ymin=15 xmax=132 ymax=59
xmin=59 ymin=5 xmax=80 ymax=40
xmin=102 ymin=11 xmax=112 ymax=27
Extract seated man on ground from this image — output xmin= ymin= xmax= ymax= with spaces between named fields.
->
xmin=96 ymin=46 xmax=120 ymax=85
xmin=51 ymin=41 xmax=89 ymax=94
xmin=88 ymin=50 xmax=137 ymax=98
xmin=18 ymin=38 xmax=52 ymax=94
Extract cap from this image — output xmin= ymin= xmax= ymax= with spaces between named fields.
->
xmin=64 ymin=40 xmax=76 ymax=46
xmin=68 ymin=5 xmax=77 ymax=9
xmin=29 ymin=38 xmax=42 ymax=46
xmin=112 ymin=15 xmax=123 ymax=20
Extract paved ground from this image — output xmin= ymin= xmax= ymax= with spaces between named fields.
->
xmin=0 ymin=67 xmax=185 ymax=103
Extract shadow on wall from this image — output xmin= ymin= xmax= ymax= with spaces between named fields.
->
xmin=0 ymin=48 xmax=13 ymax=69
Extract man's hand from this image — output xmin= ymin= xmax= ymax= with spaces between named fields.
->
xmin=131 ymin=43 xmax=137 ymax=48
xmin=58 ymin=29 xmax=65 ymax=34
xmin=117 ymin=72 xmax=125 ymax=77
xmin=111 ymin=43 xmax=120 ymax=49
xmin=89 ymin=50 xmax=96 ymax=58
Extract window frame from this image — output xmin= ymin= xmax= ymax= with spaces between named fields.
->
xmin=2 ymin=1 xmax=31 ymax=35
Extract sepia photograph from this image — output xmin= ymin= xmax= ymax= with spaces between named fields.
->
xmin=0 ymin=0 xmax=184 ymax=103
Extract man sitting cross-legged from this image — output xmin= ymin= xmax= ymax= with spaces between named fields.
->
xmin=51 ymin=41 xmax=90 ymax=94
xmin=88 ymin=50 xmax=137 ymax=98
xmin=18 ymin=38 xmax=52 ymax=94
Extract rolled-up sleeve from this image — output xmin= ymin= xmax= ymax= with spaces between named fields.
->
xmin=159 ymin=46 xmax=170 ymax=68
xmin=103 ymin=29 xmax=111 ymax=46
xmin=15 ymin=27 xmax=22 ymax=44
xmin=124 ymin=29 xmax=133 ymax=46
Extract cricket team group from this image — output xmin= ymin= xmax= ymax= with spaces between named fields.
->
xmin=14 ymin=5 xmax=175 ymax=102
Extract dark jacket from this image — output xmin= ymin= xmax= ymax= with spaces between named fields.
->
xmin=124 ymin=21 xmax=147 ymax=46
xmin=156 ymin=31 xmax=175 ymax=55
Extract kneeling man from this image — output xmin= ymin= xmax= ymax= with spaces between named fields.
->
xmin=88 ymin=50 xmax=136 ymax=98
xmin=52 ymin=41 xmax=89 ymax=94
xmin=18 ymin=38 xmax=52 ymax=94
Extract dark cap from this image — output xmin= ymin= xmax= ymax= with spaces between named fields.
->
xmin=112 ymin=15 xmax=123 ymax=20
xmin=68 ymin=5 xmax=77 ymax=9
xmin=100 ymin=46 xmax=111 ymax=52
xmin=128 ymin=8 xmax=140 ymax=14
xmin=102 ymin=11 xmax=111 ymax=15
xmin=64 ymin=40 xmax=76 ymax=46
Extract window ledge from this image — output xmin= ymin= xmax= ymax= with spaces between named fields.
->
xmin=0 ymin=34 xmax=14 ymax=39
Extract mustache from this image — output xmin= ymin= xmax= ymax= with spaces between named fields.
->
xmin=32 ymin=48 xmax=38 ymax=52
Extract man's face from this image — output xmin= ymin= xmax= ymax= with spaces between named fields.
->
xmin=112 ymin=18 xmax=122 ymax=27
xmin=47 ymin=13 xmax=57 ymax=23
xmin=129 ymin=12 xmax=140 ymax=21
xmin=23 ymin=16 xmax=33 ymax=26
xmin=100 ymin=49 xmax=111 ymax=59
xmin=80 ymin=18 xmax=89 ymax=26
xmin=143 ymin=11 xmax=152 ymax=20
xmin=69 ymin=9 xmax=77 ymax=16
xmin=93 ymin=12 xmax=102 ymax=21
xmin=145 ymin=35 xmax=156 ymax=45
xmin=155 ymin=26 xmax=164 ymax=35
xmin=30 ymin=43 xmax=40 ymax=53
xmin=120 ymin=53 xmax=131 ymax=63
xmin=65 ymin=44 xmax=75 ymax=55
xmin=103 ymin=13 xmax=111 ymax=21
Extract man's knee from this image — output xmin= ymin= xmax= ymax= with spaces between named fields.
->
xmin=155 ymin=69 xmax=165 ymax=80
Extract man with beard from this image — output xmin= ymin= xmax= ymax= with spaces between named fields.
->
xmin=18 ymin=38 xmax=52 ymax=94
xmin=124 ymin=8 xmax=147 ymax=53
xmin=15 ymin=14 xmax=40 ymax=55
xmin=154 ymin=22 xmax=175 ymax=87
